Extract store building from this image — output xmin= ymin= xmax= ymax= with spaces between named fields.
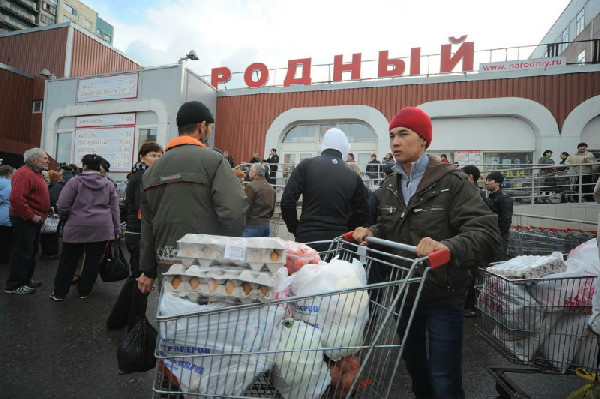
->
xmin=0 ymin=22 xmax=139 ymax=166
xmin=39 ymin=59 xmax=600 ymax=174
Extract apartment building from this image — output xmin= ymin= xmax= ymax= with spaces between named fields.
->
xmin=0 ymin=0 xmax=113 ymax=44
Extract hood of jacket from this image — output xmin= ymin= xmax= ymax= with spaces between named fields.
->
xmin=77 ymin=170 xmax=108 ymax=190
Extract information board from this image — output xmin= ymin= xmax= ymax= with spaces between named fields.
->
xmin=73 ymin=127 xmax=135 ymax=173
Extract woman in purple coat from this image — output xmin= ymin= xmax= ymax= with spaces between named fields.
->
xmin=50 ymin=154 xmax=120 ymax=301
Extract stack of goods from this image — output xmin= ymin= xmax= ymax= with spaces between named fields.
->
xmin=487 ymin=255 xmax=566 ymax=279
xmin=164 ymin=235 xmax=287 ymax=304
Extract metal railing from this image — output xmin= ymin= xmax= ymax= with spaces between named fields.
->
xmin=481 ymin=162 xmax=600 ymax=204
xmin=234 ymin=161 xmax=600 ymax=204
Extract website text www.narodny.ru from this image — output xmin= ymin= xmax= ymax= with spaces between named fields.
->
xmin=481 ymin=58 xmax=565 ymax=72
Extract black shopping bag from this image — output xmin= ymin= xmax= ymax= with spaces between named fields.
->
xmin=99 ymin=241 xmax=129 ymax=282
xmin=117 ymin=314 xmax=157 ymax=374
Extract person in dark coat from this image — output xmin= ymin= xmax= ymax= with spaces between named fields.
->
xmin=281 ymin=128 xmax=368 ymax=251
xmin=39 ymin=170 xmax=64 ymax=260
xmin=107 ymin=141 xmax=163 ymax=329
xmin=267 ymin=148 xmax=279 ymax=183
xmin=484 ymin=171 xmax=513 ymax=262
xmin=365 ymin=153 xmax=381 ymax=180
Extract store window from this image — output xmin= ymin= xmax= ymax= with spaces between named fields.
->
xmin=576 ymin=9 xmax=585 ymax=36
xmin=56 ymin=132 xmax=72 ymax=164
xmin=560 ymin=27 xmax=569 ymax=53
xmin=138 ymin=128 xmax=157 ymax=149
xmin=32 ymin=100 xmax=43 ymax=113
xmin=283 ymin=121 xmax=376 ymax=143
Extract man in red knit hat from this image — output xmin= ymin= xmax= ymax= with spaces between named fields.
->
xmin=5 ymin=148 xmax=51 ymax=294
xmin=354 ymin=107 xmax=500 ymax=399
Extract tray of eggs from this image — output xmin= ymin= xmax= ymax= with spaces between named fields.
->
xmin=163 ymin=264 xmax=276 ymax=303
xmin=177 ymin=234 xmax=286 ymax=272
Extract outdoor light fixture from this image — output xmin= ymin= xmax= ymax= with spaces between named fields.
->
xmin=178 ymin=50 xmax=199 ymax=64
xmin=39 ymin=69 xmax=57 ymax=79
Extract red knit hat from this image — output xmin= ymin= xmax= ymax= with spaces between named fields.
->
xmin=389 ymin=107 xmax=432 ymax=147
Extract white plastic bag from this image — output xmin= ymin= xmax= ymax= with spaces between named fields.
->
xmin=290 ymin=258 xmax=369 ymax=360
xmin=565 ymin=238 xmax=600 ymax=276
xmin=158 ymin=293 xmax=284 ymax=396
xmin=272 ymin=319 xmax=331 ymax=399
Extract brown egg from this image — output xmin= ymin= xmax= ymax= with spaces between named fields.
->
xmin=185 ymin=247 xmax=195 ymax=256
xmin=270 ymin=250 xmax=279 ymax=261
xmin=203 ymin=247 xmax=213 ymax=257
xmin=260 ymin=285 xmax=269 ymax=295
xmin=189 ymin=277 xmax=200 ymax=290
xmin=225 ymin=281 xmax=235 ymax=294
xmin=242 ymin=282 xmax=252 ymax=295
xmin=208 ymin=279 xmax=217 ymax=293
xmin=171 ymin=276 xmax=182 ymax=289
xmin=253 ymin=250 xmax=262 ymax=261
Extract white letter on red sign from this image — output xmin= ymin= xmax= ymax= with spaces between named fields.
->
xmin=378 ymin=51 xmax=405 ymax=78
xmin=440 ymin=38 xmax=474 ymax=73
xmin=283 ymin=58 xmax=312 ymax=87
xmin=211 ymin=67 xmax=231 ymax=89
xmin=333 ymin=53 xmax=361 ymax=82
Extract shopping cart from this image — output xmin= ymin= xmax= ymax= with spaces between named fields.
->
xmin=476 ymin=269 xmax=598 ymax=399
xmin=151 ymin=235 xmax=449 ymax=399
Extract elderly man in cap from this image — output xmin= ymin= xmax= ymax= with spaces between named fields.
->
xmin=5 ymin=148 xmax=51 ymax=294
xmin=281 ymin=128 xmax=368 ymax=251
xmin=137 ymin=101 xmax=247 ymax=294
xmin=353 ymin=107 xmax=500 ymax=399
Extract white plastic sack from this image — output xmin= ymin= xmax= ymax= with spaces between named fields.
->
xmin=492 ymin=312 xmax=560 ymax=363
xmin=272 ymin=319 xmax=331 ymax=399
xmin=565 ymin=238 xmax=600 ymax=276
xmin=290 ymin=258 xmax=369 ymax=360
xmin=158 ymin=293 xmax=284 ymax=396
xmin=539 ymin=313 xmax=589 ymax=372
xmin=478 ymin=274 xmax=544 ymax=331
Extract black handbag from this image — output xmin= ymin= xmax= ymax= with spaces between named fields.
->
xmin=99 ymin=241 xmax=129 ymax=282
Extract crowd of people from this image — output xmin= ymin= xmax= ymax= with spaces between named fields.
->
xmin=536 ymin=144 xmax=600 ymax=202
xmin=1 ymin=99 xmax=597 ymax=399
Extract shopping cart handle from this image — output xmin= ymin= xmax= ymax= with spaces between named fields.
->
xmin=342 ymin=231 xmax=450 ymax=268
xmin=427 ymin=248 xmax=451 ymax=268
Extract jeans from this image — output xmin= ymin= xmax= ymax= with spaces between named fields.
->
xmin=5 ymin=216 xmax=41 ymax=290
xmin=53 ymin=241 xmax=106 ymax=298
xmin=242 ymin=225 xmax=270 ymax=237
xmin=397 ymin=303 xmax=465 ymax=399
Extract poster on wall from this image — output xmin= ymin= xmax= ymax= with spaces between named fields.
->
xmin=73 ymin=127 xmax=135 ymax=173
xmin=455 ymin=150 xmax=481 ymax=166
xmin=77 ymin=73 xmax=139 ymax=103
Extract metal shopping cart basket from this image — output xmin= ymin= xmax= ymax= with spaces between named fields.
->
xmin=475 ymin=268 xmax=598 ymax=399
xmin=151 ymin=235 xmax=449 ymax=399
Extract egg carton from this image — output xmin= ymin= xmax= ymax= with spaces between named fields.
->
xmin=163 ymin=264 xmax=275 ymax=303
xmin=488 ymin=255 xmax=566 ymax=279
xmin=177 ymin=234 xmax=286 ymax=270
xmin=178 ymin=257 xmax=283 ymax=273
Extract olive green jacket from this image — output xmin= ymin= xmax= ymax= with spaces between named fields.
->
xmin=369 ymin=155 xmax=501 ymax=305
xmin=139 ymin=139 xmax=247 ymax=278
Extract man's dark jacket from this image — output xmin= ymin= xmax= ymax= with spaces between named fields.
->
xmin=369 ymin=155 xmax=501 ymax=305
xmin=281 ymin=149 xmax=368 ymax=243
xmin=484 ymin=189 xmax=513 ymax=237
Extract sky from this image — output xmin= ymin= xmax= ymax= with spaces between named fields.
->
xmin=85 ymin=0 xmax=572 ymax=79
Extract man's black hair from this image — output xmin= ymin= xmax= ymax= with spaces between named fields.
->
xmin=461 ymin=165 xmax=481 ymax=182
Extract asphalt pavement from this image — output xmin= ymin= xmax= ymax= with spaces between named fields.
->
xmin=0 ymin=241 xmax=587 ymax=399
